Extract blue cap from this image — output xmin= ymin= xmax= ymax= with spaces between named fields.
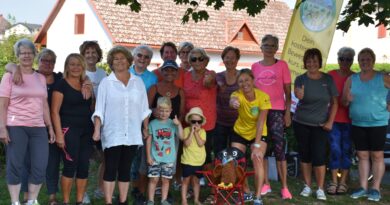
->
xmin=161 ymin=60 xmax=179 ymax=70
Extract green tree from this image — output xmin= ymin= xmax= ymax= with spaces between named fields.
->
xmin=0 ymin=34 xmax=32 ymax=78
xmin=115 ymin=0 xmax=390 ymax=32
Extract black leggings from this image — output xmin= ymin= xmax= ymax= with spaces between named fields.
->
xmin=62 ymin=126 xmax=93 ymax=179
xmin=104 ymin=145 xmax=137 ymax=182
xmin=293 ymin=121 xmax=329 ymax=166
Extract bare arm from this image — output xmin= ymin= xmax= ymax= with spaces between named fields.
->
xmin=193 ymin=128 xmax=206 ymax=147
xmin=179 ymin=89 xmax=185 ymax=122
xmin=342 ymin=77 xmax=352 ymax=107
xmin=51 ymin=91 xmax=65 ymax=148
xmin=0 ymin=97 xmax=10 ymax=144
xmin=92 ymin=116 xmax=101 ymax=141
xmin=182 ymin=127 xmax=194 ymax=147
xmin=146 ymin=128 xmax=153 ymax=165
xmin=43 ymin=99 xmax=55 ymax=143
xmin=384 ymin=74 xmax=390 ymax=89
xmin=283 ymin=83 xmax=292 ymax=127
xmin=5 ymin=63 xmax=23 ymax=85
xmin=322 ymin=96 xmax=338 ymax=131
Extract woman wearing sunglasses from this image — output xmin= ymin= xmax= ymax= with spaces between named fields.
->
xmin=183 ymin=48 xmax=217 ymax=168
xmin=51 ymin=53 xmax=94 ymax=205
xmin=230 ymin=69 xmax=271 ymax=205
xmin=326 ymin=47 xmax=355 ymax=195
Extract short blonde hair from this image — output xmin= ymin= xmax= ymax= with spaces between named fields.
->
xmin=107 ymin=46 xmax=133 ymax=70
xmin=63 ymin=53 xmax=86 ymax=81
xmin=157 ymin=96 xmax=172 ymax=109
xmin=358 ymin=47 xmax=376 ymax=64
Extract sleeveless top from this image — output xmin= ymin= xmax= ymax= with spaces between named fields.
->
xmin=350 ymin=72 xmax=388 ymax=127
xmin=150 ymin=85 xmax=181 ymax=121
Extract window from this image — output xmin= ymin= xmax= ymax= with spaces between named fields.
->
xmin=75 ymin=14 xmax=85 ymax=34
xmin=378 ymin=24 xmax=386 ymax=39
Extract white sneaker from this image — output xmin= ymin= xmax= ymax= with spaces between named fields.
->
xmin=300 ymin=185 xmax=312 ymax=197
xmin=82 ymin=192 xmax=91 ymax=204
xmin=199 ymin=177 xmax=206 ymax=186
xmin=316 ymin=189 xmax=327 ymax=200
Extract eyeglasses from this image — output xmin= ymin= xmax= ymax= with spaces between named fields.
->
xmin=190 ymin=56 xmax=205 ymax=63
xmin=338 ymin=57 xmax=353 ymax=62
xmin=179 ymin=51 xmax=190 ymax=55
xmin=261 ymin=44 xmax=277 ymax=49
xmin=190 ymin=120 xmax=203 ymax=124
xmin=19 ymin=52 xmax=34 ymax=56
xmin=40 ymin=59 xmax=55 ymax=65
xmin=136 ymin=53 xmax=150 ymax=60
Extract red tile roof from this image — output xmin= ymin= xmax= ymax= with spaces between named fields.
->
xmin=36 ymin=0 xmax=292 ymax=54
xmin=91 ymin=0 xmax=292 ymax=53
xmin=0 ymin=14 xmax=11 ymax=34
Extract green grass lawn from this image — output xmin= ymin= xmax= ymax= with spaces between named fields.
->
xmin=1 ymin=160 xmax=390 ymax=205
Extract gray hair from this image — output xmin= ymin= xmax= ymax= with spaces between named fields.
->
xmin=37 ymin=48 xmax=57 ymax=63
xmin=337 ymin=47 xmax=355 ymax=57
xmin=132 ymin=44 xmax=153 ymax=59
xmin=189 ymin=47 xmax=210 ymax=62
xmin=14 ymin=38 xmax=36 ymax=57
xmin=178 ymin=42 xmax=194 ymax=54
xmin=261 ymin=34 xmax=279 ymax=50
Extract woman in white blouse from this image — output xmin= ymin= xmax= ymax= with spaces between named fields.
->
xmin=92 ymin=46 xmax=151 ymax=205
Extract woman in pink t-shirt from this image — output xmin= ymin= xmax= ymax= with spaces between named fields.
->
xmin=183 ymin=48 xmax=217 ymax=165
xmin=0 ymin=39 xmax=55 ymax=205
xmin=251 ymin=34 xmax=293 ymax=199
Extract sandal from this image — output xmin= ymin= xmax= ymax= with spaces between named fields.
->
xmin=336 ymin=183 xmax=348 ymax=195
xmin=326 ymin=182 xmax=337 ymax=195
xmin=48 ymin=199 xmax=58 ymax=205
xmin=203 ymin=194 xmax=215 ymax=204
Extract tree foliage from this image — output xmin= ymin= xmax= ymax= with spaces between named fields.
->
xmin=0 ymin=34 xmax=32 ymax=78
xmin=116 ymin=0 xmax=390 ymax=32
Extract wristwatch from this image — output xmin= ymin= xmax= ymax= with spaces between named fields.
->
xmin=253 ymin=143 xmax=261 ymax=148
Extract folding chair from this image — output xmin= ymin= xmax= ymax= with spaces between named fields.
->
xmin=198 ymin=147 xmax=254 ymax=205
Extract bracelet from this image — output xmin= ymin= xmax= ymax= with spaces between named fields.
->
xmin=253 ymin=143 xmax=261 ymax=148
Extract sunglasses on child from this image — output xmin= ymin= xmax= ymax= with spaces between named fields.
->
xmin=190 ymin=56 xmax=205 ymax=63
xmin=190 ymin=120 xmax=203 ymax=124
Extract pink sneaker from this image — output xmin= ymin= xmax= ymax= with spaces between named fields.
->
xmin=261 ymin=184 xmax=272 ymax=195
xmin=281 ymin=187 xmax=293 ymax=199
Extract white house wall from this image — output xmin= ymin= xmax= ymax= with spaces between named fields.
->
xmin=328 ymin=21 xmax=390 ymax=64
xmin=47 ymin=0 xmax=113 ymax=72
xmin=5 ymin=24 xmax=31 ymax=37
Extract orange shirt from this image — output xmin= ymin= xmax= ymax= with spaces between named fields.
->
xmin=153 ymin=67 xmax=186 ymax=88
xmin=183 ymin=70 xmax=217 ymax=131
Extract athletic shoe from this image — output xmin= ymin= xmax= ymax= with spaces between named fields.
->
xmin=367 ymin=189 xmax=381 ymax=202
xmin=94 ymin=189 xmax=105 ymax=199
xmin=281 ymin=187 xmax=293 ymax=199
xmin=253 ymin=198 xmax=263 ymax=205
xmin=260 ymin=184 xmax=272 ymax=195
xmin=300 ymin=184 xmax=312 ymax=197
xmin=199 ymin=177 xmax=206 ymax=186
xmin=160 ymin=200 xmax=171 ymax=205
xmin=82 ymin=192 xmax=91 ymax=204
xmin=146 ymin=201 xmax=154 ymax=205
xmin=350 ymin=188 xmax=367 ymax=199
xmin=243 ymin=192 xmax=253 ymax=202
xmin=316 ymin=189 xmax=327 ymax=200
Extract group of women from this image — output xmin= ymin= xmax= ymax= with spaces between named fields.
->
xmin=0 ymin=35 xmax=389 ymax=205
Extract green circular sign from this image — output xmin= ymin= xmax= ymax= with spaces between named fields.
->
xmin=300 ymin=0 xmax=336 ymax=32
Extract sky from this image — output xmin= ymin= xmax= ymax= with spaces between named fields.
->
xmin=0 ymin=0 xmax=297 ymax=25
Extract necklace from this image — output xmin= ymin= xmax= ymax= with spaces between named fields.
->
xmin=166 ymin=91 xmax=171 ymax=97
